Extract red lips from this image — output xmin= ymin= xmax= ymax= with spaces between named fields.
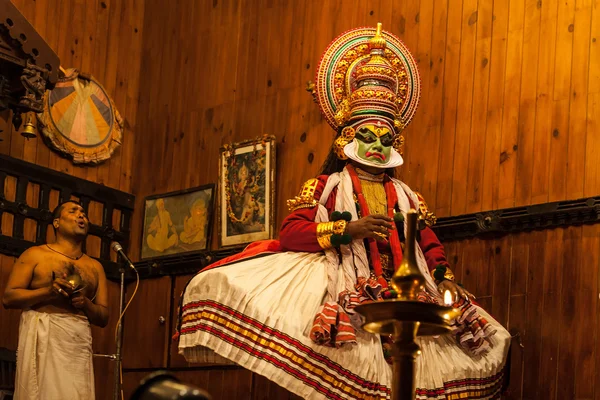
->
xmin=365 ymin=151 xmax=386 ymax=161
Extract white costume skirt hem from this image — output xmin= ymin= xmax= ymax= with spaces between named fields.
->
xmin=178 ymin=252 xmax=510 ymax=400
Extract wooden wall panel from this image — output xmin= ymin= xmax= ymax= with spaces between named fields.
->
xmin=496 ymin=0 xmax=525 ymax=210
xmin=90 ymin=280 xmax=121 ymax=400
xmin=434 ymin=1 xmax=463 ymax=217
xmin=465 ymin=0 xmax=493 ymax=213
xmin=0 ymin=255 xmax=21 ymax=351
xmin=1 ymin=0 xmax=144 ymax=193
xmin=447 ymin=226 xmax=600 ymax=400
xmin=122 ymin=276 xmax=172 ymax=369
xmin=132 ymin=0 xmax=598 ymax=241
xmin=251 ymin=373 xmax=303 ymax=400
xmin=513 ymin=0 xmax=540 ymax=207
xmin=131 ymin=0 xmax=600 ymax=256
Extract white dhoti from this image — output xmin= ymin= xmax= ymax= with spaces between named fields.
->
xmin=14 ymin=310 xmax=95 ymax=400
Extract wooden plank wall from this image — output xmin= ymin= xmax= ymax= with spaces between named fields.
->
xmin=131 ymin=0 xmax=600 ymax=256
xmin=0 ymin=1 xmax=145 ymax=399
xmin=442 ymin=225 xmax=600 ymax=400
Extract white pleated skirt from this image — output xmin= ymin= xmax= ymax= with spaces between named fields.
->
xmin=179 ymin=252 xmax=510 ymax=400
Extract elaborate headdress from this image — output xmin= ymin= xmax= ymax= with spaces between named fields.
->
xmin=309 ymin=23 xmax=421 ymax=167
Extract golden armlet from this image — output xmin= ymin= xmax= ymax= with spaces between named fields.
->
xmin=316 ymin=221 xmax=335 ymax=249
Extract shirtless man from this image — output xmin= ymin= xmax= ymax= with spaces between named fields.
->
xmin=2 ymin=200 xmax=108 ymax=400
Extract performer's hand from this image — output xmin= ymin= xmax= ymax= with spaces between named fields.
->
xmin=71 ymin=293 xmax=91 ymax=310
xmin=345 ymin=215 xmax=393 ymax=241
xmin=51 ymin=276 xmax=74 ymax=298
xmin=437 ymin=280 xmax=475 ymax=303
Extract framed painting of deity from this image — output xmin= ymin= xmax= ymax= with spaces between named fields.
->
xmin=218 ymin=135 xmax=276 ymax=248
xmin=140 ymin=184 xmax=215 ymax=260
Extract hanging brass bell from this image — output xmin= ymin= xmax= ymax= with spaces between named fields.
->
xmin=21 ymin=115 xmax=36 ymax=139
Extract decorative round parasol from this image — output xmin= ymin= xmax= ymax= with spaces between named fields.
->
xmin=37 ymin=68 xmax=123 ymax=164
xmin=313 ymin=26 xmax=421 ymax=131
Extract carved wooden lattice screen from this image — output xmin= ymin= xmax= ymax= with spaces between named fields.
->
xmin=0 ymin=154 xmax=134 ymax=279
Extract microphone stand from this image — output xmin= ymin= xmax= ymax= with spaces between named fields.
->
xmin=113 ymin=263 xmax=126 ymax=400
xmin=93 ymin=259 xmax=128 ymax=400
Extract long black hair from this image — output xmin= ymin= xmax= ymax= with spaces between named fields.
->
xmin=318 ymin=144 xmax=347 ymax=175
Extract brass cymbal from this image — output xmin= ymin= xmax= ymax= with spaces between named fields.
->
xmin=66 ymin=272 xmax=83 ymax=290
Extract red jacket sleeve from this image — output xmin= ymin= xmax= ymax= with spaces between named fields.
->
xmin=279 ymin=176 xmax=337 ymax=252
xmin=418 ymin=226 xmax=450 ymax=272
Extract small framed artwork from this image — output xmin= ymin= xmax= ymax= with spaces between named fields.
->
xmin=218 ymin=135 xmax=276 ymax=247
xmin=141 ymin=184 xmax=215 ymax=260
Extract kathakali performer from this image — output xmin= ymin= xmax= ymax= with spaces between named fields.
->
xmin=176 ymin=23 xmax=511 ymax=400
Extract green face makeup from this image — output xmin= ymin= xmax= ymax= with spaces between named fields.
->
xmin=355 ymin=126 xmax=393 ymax=165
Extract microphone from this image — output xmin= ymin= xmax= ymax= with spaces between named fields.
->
xmin=111 ymin=242 xmax=136 ymax=270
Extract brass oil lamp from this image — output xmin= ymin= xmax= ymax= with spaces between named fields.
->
xmin=355 ymin=210 xmax=459 ymax=399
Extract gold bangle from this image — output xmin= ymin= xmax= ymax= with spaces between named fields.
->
xmin=332 ymin=220 xmax=347 ymax=235
xmin=316 ymin=222 xmax=335 ymax=249
xmin=317 ymin=234 xmax=333 ymax=249
xmin=317 ymin=221 xmax=335 ymax=235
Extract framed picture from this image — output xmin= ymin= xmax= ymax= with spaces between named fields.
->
xmin=218 ymin=135 xmax=276 ymax=247
xmin=141 ymin=184 xmax=215 ymax=260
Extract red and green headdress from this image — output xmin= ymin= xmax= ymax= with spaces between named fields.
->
xmin=310 ymin=23 xmax=421 ymax=168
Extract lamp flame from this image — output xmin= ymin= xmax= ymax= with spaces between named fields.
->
xmin=444 ymin=290 xmax=453 ymax=306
